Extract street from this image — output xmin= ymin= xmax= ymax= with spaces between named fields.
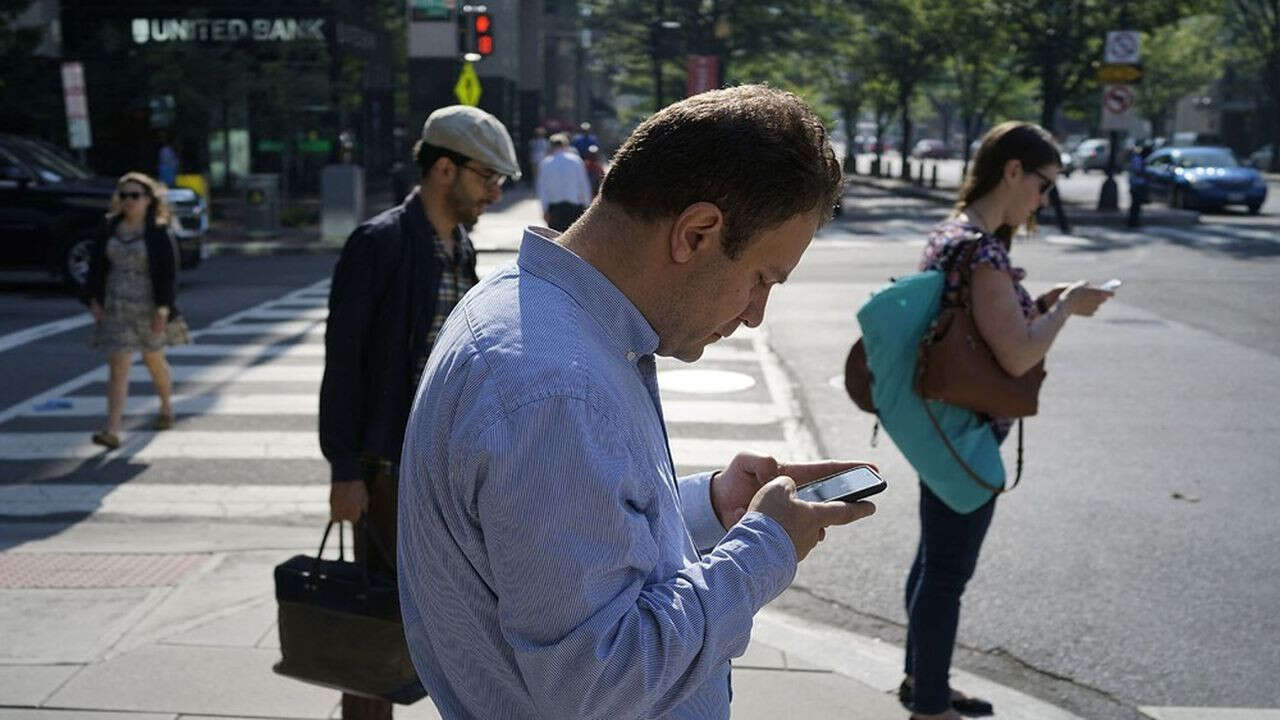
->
xmin=2 ymin=186 xmax=1278 ymax=719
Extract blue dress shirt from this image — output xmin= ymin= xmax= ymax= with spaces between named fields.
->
xmin=398 ymin=228 xmax=798 ymax=719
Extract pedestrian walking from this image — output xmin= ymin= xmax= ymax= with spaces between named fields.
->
xmin=1127 ymin=141 xmax=1152 ymax=228
xmin=318 ymin=104 xmax=518 ymax=720
xmin=398 ymin=85 xmax=876 ymax=719
xmin=582 ymin=144 xmax=605 ymax=196
xmin=571 ymin=120 xmax=598 ymax=157
xmin=536 ymin=132 xmax=592 ymax=231
xmin=895 ymin=122 xmax=1112 ymax=720
xmin=526 ymin=125 xmax=548 ymax=187
xmin=83 ymin=172 xmax=191 ymax=450
xmin=157 ymin=137 xmax=178 ymax=187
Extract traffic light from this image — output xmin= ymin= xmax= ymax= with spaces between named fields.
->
xmin=473 ymin=12 xmax=493 ymax=56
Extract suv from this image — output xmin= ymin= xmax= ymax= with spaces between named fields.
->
xmin=0 ymin=134 xmax=206 ymax=292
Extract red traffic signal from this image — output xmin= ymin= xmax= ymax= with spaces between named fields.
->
xmin=474 ymin=13 xmax=493 ymax=56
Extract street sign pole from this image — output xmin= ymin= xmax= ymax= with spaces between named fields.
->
xmin=1098 ymin=30 xmax=1140 ymax=212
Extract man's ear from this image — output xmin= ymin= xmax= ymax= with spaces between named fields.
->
xmin=668 ymin=202 xmax=725 ymax=265
xmin=428 ymin=156 xmax=457 ymax=184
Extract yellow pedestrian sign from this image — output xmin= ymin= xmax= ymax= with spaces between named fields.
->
xmin=455 ymin=62 xmax=482 ymax=106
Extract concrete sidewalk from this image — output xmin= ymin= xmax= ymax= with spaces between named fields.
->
xmin=0 ymin=520 xmax=1084 ymax=720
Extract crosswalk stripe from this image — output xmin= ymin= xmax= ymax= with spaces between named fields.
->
xmin=200 ymin=321 xmax=322 ymax=335
xmin=239 ymin=307 xmax=329 ymax=321
xmin=21 ymin=396 xmax=784 ymax=423
xmin=166 ymin=343 xmax=325 ymax=358
xmin=0 ymin=431 xmax=793 ymax=465
xmin=0 ymin=482 xmax=328 ymax=519
xmin=91 ymin=365 xmax=326 ymax=383
xmin=1139 ymin=708 xmax=1280 ymax=720
xmin=22 ymin=394 xmax=320 ymax=417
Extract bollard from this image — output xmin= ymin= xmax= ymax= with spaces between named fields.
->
xmin=931 ymin=164 xmax=938 ymax=189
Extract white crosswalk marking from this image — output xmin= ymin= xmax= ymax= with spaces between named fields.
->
xmin=0 ymin=267 xmax=812 ymax=520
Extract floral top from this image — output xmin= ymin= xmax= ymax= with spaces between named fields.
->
xmin=918 ymin=218 xmax=1036 ymax=439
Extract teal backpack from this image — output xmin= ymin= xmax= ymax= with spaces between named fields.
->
xmin=856 ymin=270 xmax=1006 ymax=514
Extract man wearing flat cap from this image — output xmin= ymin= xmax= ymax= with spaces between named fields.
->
xmin=318 ymin=105 xmax=518 ymax=720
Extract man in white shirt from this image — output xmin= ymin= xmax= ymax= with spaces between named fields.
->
xmin=537 ymin=133 xmax=593 ymax=231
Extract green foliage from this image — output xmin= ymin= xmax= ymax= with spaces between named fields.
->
xmin=1141 ymin=14 xmax=1226 ymax=135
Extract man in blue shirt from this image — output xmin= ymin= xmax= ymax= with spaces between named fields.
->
xmin=398 ymin=85 xmax=877 ymax=719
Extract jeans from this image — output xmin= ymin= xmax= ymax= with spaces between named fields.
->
xmin=903 ymin=481 xmax=997 ymax=714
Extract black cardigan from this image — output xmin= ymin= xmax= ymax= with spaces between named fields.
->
xmin=82 ymin=216 xmax=181 ymax=317
xmin=318 ymin=189 xmax=477 ymax=484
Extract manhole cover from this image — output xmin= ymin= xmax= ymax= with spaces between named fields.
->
xmin=0 ymin=553 xmax=206 ymax=588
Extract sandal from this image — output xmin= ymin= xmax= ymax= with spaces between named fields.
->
xmin=91 ymin=431 xmax=121 ymax=450
xmin=154 ymin=411 xmax=174 ymax=430
xmin=899 ymin=679 xmax=994 ymax=717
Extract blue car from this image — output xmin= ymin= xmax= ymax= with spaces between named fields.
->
xmin=1140 ymin=146 xmax=1267 ymax=214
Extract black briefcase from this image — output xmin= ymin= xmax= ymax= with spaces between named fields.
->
xmin=272 ymin=521 xmax=426 ymax=704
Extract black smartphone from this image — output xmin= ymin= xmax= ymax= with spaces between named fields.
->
xmin=794 ymin=466 xmax=886 ymax=503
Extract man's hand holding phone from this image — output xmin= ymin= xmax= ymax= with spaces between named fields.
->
xmin=748 ymin=475 xmax=876 ymax=562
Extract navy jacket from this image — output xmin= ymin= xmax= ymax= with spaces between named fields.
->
xmin=82 ymin=215 xmax=181 ymax=318
xmin=319 ymin=189 xmax=478 ymax=484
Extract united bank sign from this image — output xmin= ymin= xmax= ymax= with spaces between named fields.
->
xmin=131 ymin=18 xmax=326 ymax=43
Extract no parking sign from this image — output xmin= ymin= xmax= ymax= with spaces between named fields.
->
xmin=1100 ymin=84 xmax=1135 ymax=130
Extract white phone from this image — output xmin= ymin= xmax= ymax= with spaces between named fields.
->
xmin=794 ymin=466 xmax=886 ymax=504
xmin=1098 ymin=278 xmax=1122 ymax=292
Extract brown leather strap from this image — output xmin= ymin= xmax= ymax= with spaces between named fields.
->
xmin=920 ymin=396 xmax=1023 ymax=493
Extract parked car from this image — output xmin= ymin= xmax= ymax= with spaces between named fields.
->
xmin=1249 ymin=144 xmax=1274 ymax=170
xmin=1059 ymin=151 xmax=1076 ymax=177
xmin=910 ymin=139 xmax=951 ymax=159
xmin=0 ymin=134 xmax=205 ymax=292
xmin=1073 ymin=138 xmax=1121 ymax=172
xmin=1140 ymin=146 xmax=1266 ymax=214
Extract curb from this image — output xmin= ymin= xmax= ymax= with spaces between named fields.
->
xmin=754 ymin=609 xmax=1087 ymax=720
xmin=845 ymin=176 xmax=1202 ymax=228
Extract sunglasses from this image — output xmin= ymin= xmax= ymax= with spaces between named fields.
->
xmin=118 ymin=191 xmax=147 ymax=200
xmin=460 ymin=163 xmax=507 ymax=189
xmin=1029 ymin=168 xmax=1055 ymax=195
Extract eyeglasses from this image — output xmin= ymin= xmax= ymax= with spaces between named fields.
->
xmin=118 ymin=191 xmax=147 ymax=200
xmin=1029 ymin=168 xmax=1055 ymax=195
xmin=460 ymin=163 xmax=507 ymax=189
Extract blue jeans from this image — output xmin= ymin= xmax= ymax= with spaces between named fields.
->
xmin=903 ymin=481 xmax=997 ymax=713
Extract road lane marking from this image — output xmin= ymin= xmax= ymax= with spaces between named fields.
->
xmin=0 ymin=314 xmax=94 ymax=355
xmin=0 ymin=432 xmax=791 ymax=465
xmin=1140 ymin=709 xmax=1280 ymax=720
xmin=23 ymin=394 xmax=320 ymax=417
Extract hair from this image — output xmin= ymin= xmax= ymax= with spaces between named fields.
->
xmin=549 ymin=133 xmax=570 ymax=148
xmin=107 ymin=171 xmax=171 ymax=226
xmin=413 ymin=140 xmax=469 ymax=177
xmin=955 ymin=121 xmax=1061 ymax=245
xmin=599 ymin=84 xmax=843 ymax=260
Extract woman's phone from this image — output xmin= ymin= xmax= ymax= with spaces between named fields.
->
xmin=794 ymin=466 xmax=886 ymax=504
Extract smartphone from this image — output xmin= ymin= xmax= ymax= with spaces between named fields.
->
xmin=1099 ymin=278 xmax=1122 ymax=292
xmin=794 ymin=466 xmax=886 ymax=504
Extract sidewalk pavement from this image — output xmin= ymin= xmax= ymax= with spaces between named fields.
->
xmin=845 ymin=174 xmax=1201 ymax=228
xmin=0 ymin=519 xmax=1086 ymax=720
xmin=201 ymin=186 xmax=541 ymax=259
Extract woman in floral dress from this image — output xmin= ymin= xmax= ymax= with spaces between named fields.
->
xmin=83 ymin=172 xmax=190 ymax=449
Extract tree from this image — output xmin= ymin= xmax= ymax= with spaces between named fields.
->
xmin=934 ymin=1 xmax=1031 ymax=171
xmin=859 ymin=0 xmax=948 ymax=177
xmin=582 ymin=0 xmax=835 ymax=113
xmin=0 ymin=0 xmax=62 ymax=138
xmin=1224 ymin=0 xmax=1280 ymax=170
xmin=992 ymin=0 xmax=1209 ymax=133
xmin=1140 ymin=15 xmax=1226 ymax=137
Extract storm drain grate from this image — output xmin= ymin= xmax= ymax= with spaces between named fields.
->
xmin=0 ymin=553 xmax=207 ymax=588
